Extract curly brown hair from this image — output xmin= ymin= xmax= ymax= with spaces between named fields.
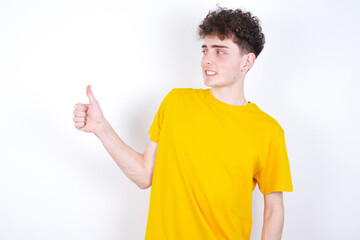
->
xmin=198 ymin=6 xmax=265 ymax=58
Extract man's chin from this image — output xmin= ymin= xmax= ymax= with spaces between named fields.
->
xmin=203 ymin=79 xmax=217 ymax=88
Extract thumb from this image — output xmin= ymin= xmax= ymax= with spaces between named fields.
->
xmin=86 ymin=85 xmax=96 ymax=103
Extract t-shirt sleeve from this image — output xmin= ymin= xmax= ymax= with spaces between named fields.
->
xmin=148 ymin=89 xmax=174 ymax=143
xmin=253 ymin=130 xmax=293 ymax=195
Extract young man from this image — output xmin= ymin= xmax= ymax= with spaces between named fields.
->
xmin=73 ymin=6 xmax=293 ymax=240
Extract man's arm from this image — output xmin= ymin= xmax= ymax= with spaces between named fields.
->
xmin=94 ymin=121 xmax=158 ymax=190
xmin=261 ymin=192 xmax=285 ymax=240
xmin=73 ymin=85 xmax=158 ymax=190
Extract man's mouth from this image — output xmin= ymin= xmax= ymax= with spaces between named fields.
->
xmin=205 ymin=70 xmax=217 ymax=76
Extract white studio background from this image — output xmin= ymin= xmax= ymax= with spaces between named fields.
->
xmin=0 ymin=0 xmax=359 ymax=239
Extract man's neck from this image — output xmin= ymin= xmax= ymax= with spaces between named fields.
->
xmin=210 ymin=84 xmax=247 ymax=106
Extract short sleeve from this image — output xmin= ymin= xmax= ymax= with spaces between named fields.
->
xmin=148 ymin=89 xmax=174 ymax=143
xmin=253 ymin=130 xmax=293 ymax=195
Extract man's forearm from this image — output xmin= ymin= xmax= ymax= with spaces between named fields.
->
xmin=261 ymin=209 xmax=284 ymax=240
xmin=94 ymin=118 xmax=148 ymax=189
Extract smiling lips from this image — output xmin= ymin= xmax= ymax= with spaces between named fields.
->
xmin=205 ymin=70 xmax=217 ymax=76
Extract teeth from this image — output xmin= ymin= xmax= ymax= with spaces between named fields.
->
xmin=206 ymin=70 xmax=216 ymax=75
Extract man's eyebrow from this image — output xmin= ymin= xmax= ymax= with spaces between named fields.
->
xmin=201 ymin=44 xmax=229 ymax=49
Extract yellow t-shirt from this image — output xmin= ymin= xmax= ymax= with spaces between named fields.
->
xmin=145 ymin=88 xmax=293 ymax=240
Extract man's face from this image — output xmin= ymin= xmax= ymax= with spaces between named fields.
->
xmin=201 ymin=34 xmax=246 ymax=88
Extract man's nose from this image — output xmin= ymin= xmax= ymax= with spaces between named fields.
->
xmin=203 ymin=54 xmax=213 ymax=65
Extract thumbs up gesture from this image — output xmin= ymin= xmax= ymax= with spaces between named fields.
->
xmin=73 ymin=85 xmax=106 ymax=133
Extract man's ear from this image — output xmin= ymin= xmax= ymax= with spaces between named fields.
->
xmin=241 ymin=52 xmax=256 ymax=72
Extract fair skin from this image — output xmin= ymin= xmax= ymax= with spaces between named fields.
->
xmin=72 ymin=85 xmax=156 ymax=189
xmin=201 ymin=34 xmax=254 ymax=106
xmin=72 ymin=34 xmax=284 ymax=239
xmin=262 ymin=191 xmax=285 ymax=240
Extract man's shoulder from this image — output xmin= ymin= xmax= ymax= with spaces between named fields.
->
xmin=170 ymin=87 xmax=200 ymax=94
xmin=253 ymin=105 xmax=285 ymax=135
xmin=167 ymin=87 xmax=202 ymax=99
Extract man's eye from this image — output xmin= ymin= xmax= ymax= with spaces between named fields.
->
xmin=217 ymin=50 xmax=224 ymax=54
xmin=202 ymin=50 xmax=207 ymax=55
